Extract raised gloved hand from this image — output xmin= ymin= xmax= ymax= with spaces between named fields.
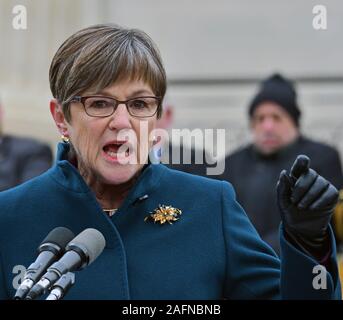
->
xmin=277 ymin=155 xmax=339 ymax=258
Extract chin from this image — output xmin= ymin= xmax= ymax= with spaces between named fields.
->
xmin=259 ymin=145 xmax=281 ymax=155
xmin=99 ymin=165 xmax=140 ymax=185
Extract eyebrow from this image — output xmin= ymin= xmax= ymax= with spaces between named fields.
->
xmin=94 ymin=89 xmax=154 ymax=99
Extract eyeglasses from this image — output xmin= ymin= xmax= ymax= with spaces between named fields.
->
xmin=68 ymin=95 xmax=161 ymax=118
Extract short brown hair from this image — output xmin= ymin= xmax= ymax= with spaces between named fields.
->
xmin=49 ymin=24 xmax=166 ymax=121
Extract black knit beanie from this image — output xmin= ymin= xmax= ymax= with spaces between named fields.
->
xmin=248 ymin=73 xmax=301 ymax=127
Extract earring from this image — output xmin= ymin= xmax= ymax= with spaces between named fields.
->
xmin=152 ymin=136 xmax=158 ymax=145
xmin=61 ymin=135 xmax=70 ymax=143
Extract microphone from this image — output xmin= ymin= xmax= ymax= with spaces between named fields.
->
xmin=26 ymin=228 xmax=106 ymax=300
xmin=14 ymin=227 xmax=75 ymax=300
xmin=46 ymin=272 xmax=75 ymax=300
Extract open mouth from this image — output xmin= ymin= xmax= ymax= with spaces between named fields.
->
xmin=102 ymin=141 xmax=131 ymax=159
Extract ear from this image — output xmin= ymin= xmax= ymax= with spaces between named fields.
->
xmin=50 ymin=99 xmax=69 ymax=137
xmin=164 ymin=106 xmax=174 ymax=128
xmin=249 ymin=118 xmax=255 ymax=131
xmin=157 ymin=105 xmax=174 ymax=130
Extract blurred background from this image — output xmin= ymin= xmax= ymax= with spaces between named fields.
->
xmin=1 ymin=0 xmax=343 ymax=294
xmin=0 ymin=0 xmax=342 ymax=157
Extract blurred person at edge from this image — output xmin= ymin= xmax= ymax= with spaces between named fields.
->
xmin=0 ymin=98 xmax=53 ymax=191
xmin=152 ymin=96 xmax=214 ymax=176
xmin=219 ymin=74 xmax=343 ymax=255
xmin=0 ymin=25 xmax=341 ymax=299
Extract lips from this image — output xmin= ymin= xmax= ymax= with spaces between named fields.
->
xmin=263 ymin=138 xmax=278 ymax=145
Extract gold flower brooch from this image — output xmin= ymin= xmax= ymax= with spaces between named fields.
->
xmin=144 ymin=205 xmax=182 ymax=225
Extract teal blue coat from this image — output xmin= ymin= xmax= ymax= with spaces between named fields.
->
xmin=0 ymin=143 xmax=341 ymax=299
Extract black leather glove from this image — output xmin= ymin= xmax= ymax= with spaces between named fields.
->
xmin=277 ymin=155 xmax=339 ymax=259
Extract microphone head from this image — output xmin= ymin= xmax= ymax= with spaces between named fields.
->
xmin=39 ymin=227 xmax=75 ymax=253
xmin=66 ymin=228 xmax=106 ymax=265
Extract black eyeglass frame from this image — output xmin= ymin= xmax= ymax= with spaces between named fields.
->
xmin=66 ymin=95 xmax=162 ymax=118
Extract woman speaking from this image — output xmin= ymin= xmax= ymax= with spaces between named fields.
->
xmin=0 ymin=24 xmax=340 ymax=299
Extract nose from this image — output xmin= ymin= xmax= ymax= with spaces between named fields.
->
xmin=108 ymin=103 xmax=132 ymax=130
xmin=261 ymin=117 xmax=275 ymax=132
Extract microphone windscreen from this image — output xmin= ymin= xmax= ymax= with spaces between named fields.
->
xmin=68 ymin=228 xmax=106 ymax=264
xmin=40 ymin=227 xmax=75 ymax=249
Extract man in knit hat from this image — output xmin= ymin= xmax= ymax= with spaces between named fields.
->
xmin=219 ymin=73 xmax=343 ymax=255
